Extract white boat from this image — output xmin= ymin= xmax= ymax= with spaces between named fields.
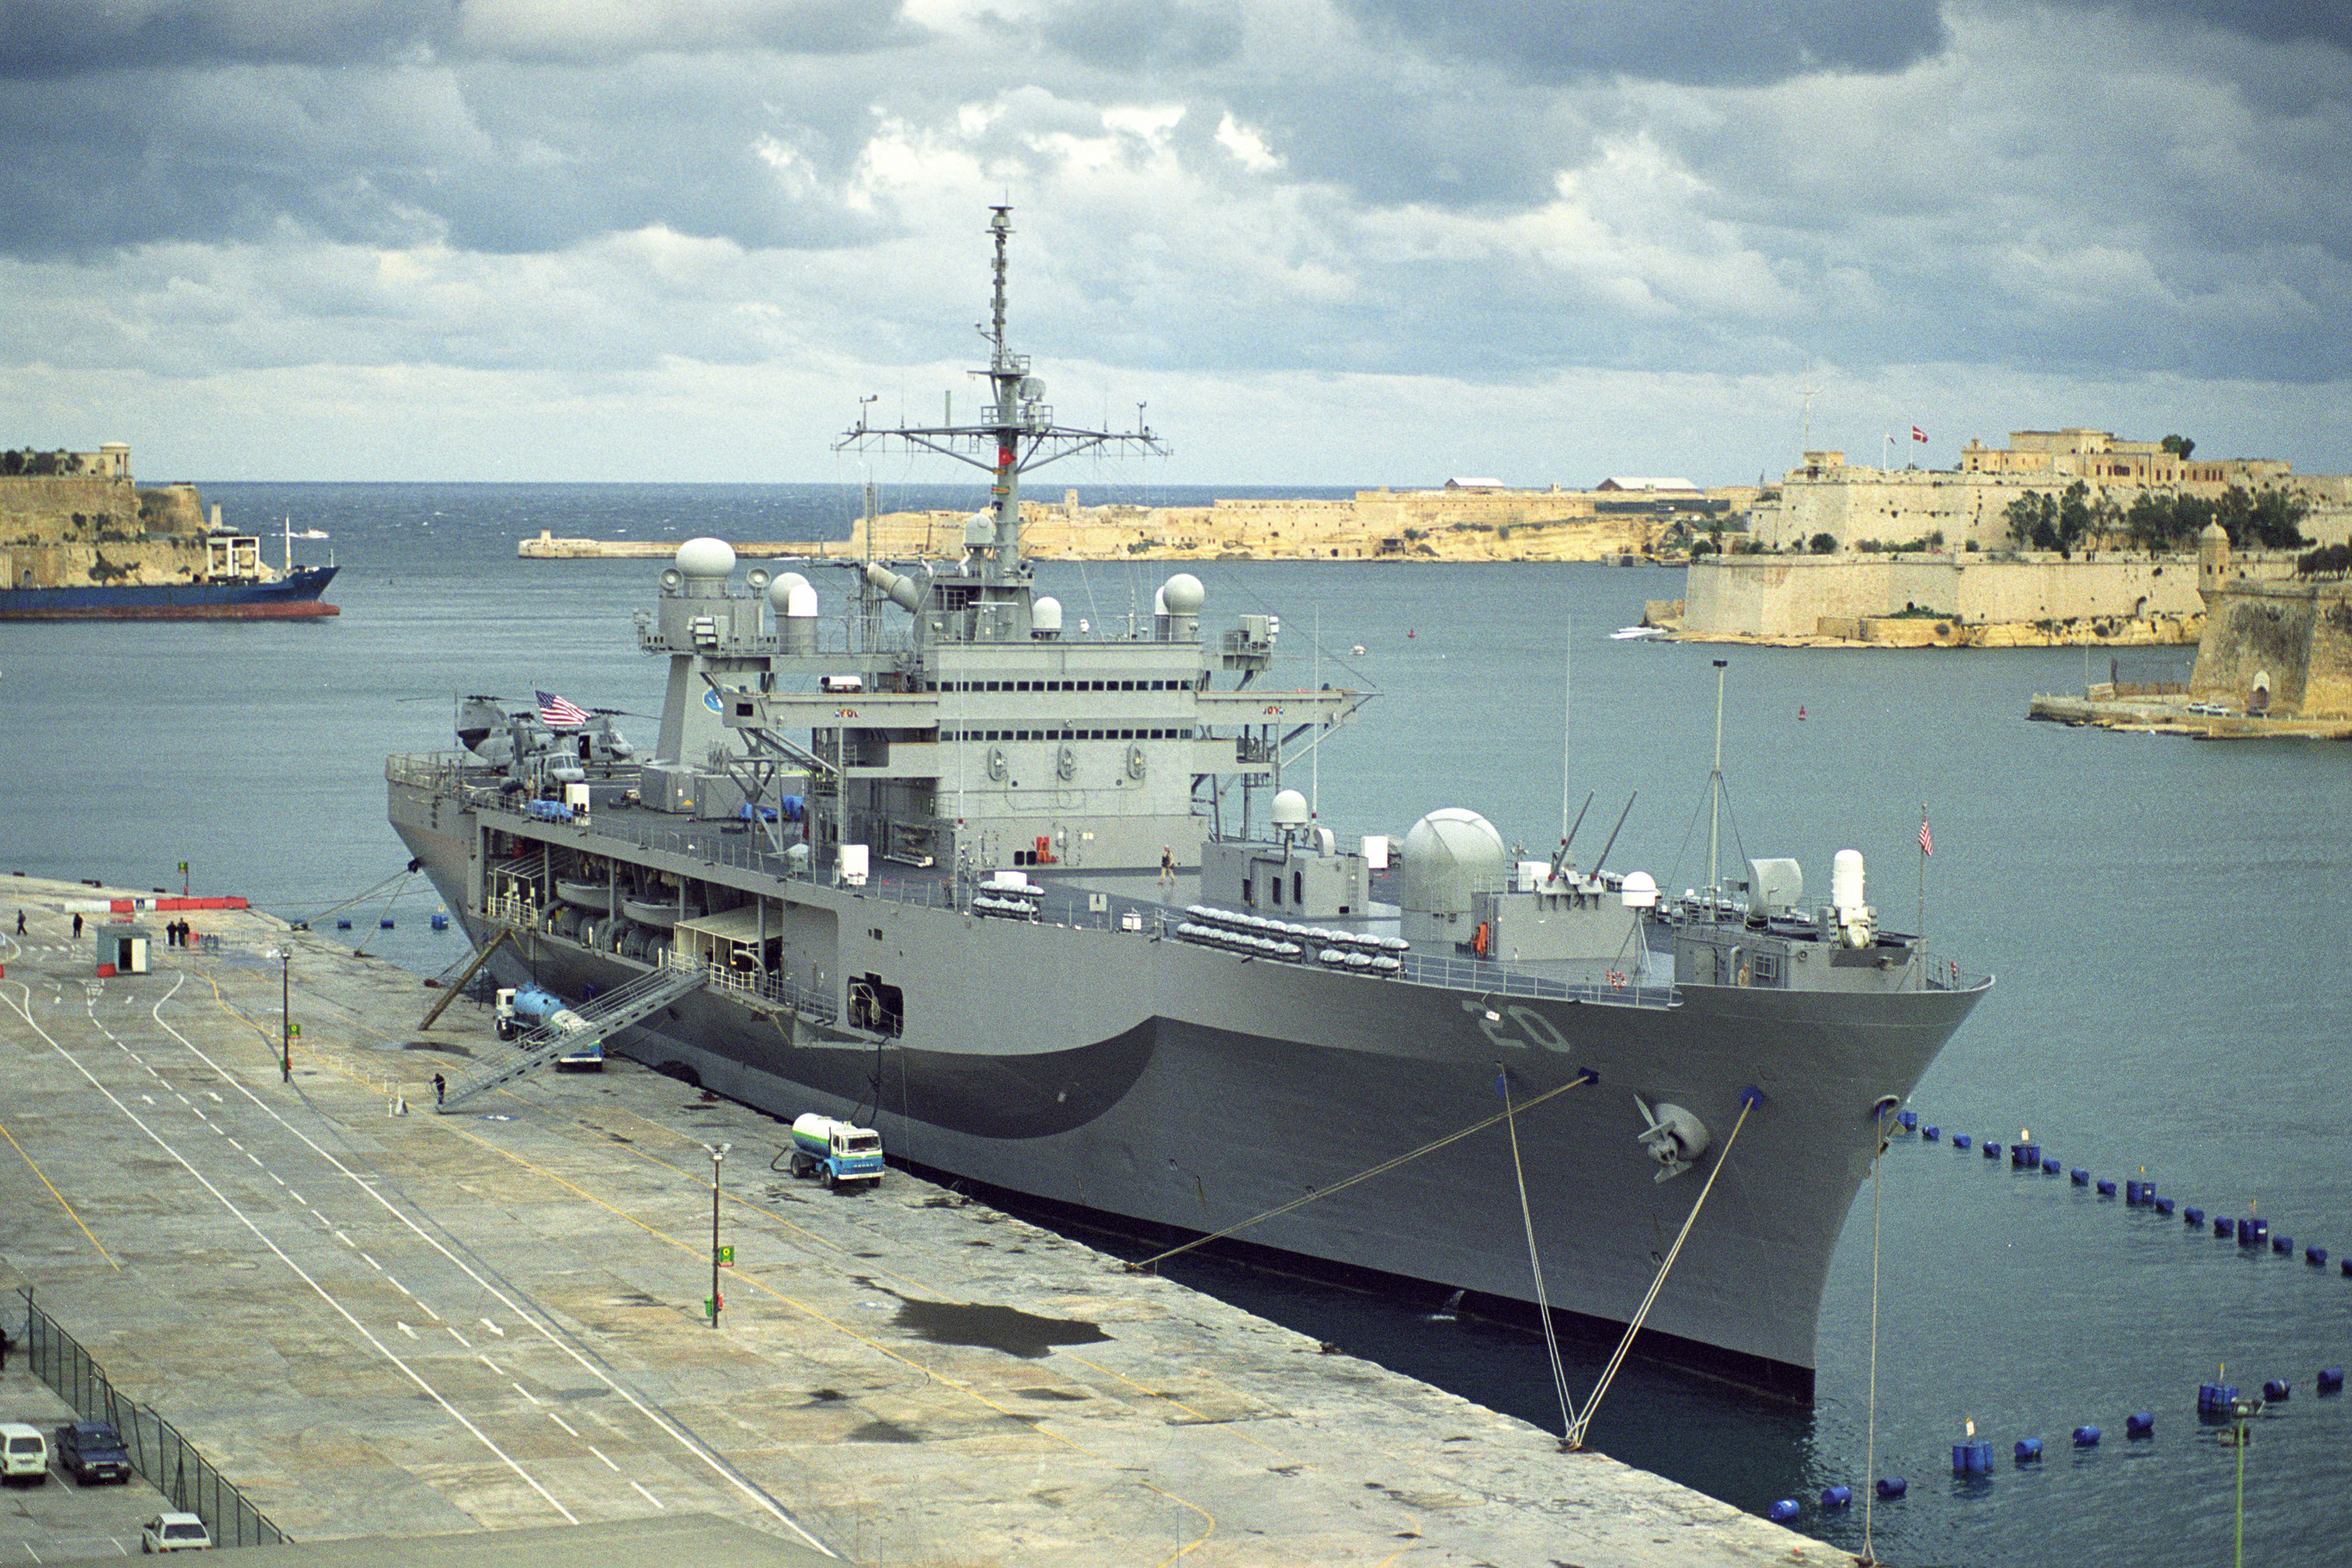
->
xmin=1611 ymin=625 xmax=1670 ymax=641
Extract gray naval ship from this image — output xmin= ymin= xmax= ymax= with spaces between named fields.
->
xmin=388 ymin=208 xmax=1989 ymax=1398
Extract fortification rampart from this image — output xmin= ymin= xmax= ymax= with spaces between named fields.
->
xmin=1748 ymin=466 xmax=2352 ymax=553
xmin=2188 ymin=579 xmax=2352 ymax=717
xmin=1680 ymin=553 xmax=2212 ymax=643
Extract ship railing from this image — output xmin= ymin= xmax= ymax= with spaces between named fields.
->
xmin=1394 ymin=949 xmax=1678 ymax=1009
xmin=694 ymin=958 xmax=836 ymax=1024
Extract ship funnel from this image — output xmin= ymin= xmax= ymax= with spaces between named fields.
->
xmin=863 ymin=561 xmax=925 ymax=614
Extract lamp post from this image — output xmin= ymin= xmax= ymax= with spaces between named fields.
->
xmin=706 ymin=1142 xmax=730 ymax=1328
xmin=268 ymin=945 xmax=290 ymax=1083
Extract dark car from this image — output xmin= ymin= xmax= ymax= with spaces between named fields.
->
xmin=52 ymin=1420 xmax=132 ymax=1484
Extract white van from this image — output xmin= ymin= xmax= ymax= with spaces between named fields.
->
xmin=0 ymin=1422 xmax=48 ymax=1484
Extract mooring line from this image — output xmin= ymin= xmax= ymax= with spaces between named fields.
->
xmin=1567 ymin=1088 xmax=1759 ymax=1449
xmin=1500 ymin=1069 xmax=1581 ymax=1445
xmin=1129 ymin=1068 xmax=1599 ymax=1273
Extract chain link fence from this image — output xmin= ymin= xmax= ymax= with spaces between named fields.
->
xmin=15 ymin=1288 xmax=286 ymax=1548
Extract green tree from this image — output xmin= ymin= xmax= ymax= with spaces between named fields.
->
xmin=2240 ymin=488 xmax=2308 ymax=551
xmin=2003 ymin=491 xmax=2055 ymax=549
xmin=2161 ymin=434 xmax=2197 ymax=461
xmin=1808 ymin=532 xmax=1837 ymax=554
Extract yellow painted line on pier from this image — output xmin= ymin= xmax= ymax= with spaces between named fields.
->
xmin=0 ymin=1117 xmax=120 ymax=1271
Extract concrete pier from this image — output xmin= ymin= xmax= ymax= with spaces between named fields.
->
xmin=1 ymin=875 xmax=1821 ymax=1565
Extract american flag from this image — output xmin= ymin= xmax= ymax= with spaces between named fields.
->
xmin=536 ymin=690 xmax=590 ymax=728
xmin=1919 ymin=815 xmax=1934 ymax=857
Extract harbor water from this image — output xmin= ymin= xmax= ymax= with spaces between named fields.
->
xmin=4 ymin=480 xmax=2347 ymax=1566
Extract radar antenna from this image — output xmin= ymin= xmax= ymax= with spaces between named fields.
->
xmin=834 ymin=207 xmax=1169 ymax=583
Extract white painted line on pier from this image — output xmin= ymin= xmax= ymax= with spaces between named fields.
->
xmin=333 ymin=1230 xmax=354 ymax=1247
xmin=480 ymin=1318 xmax=504 ymax=1336
xmin=398 ymin=1322 xmax=419 ymax=1339
xmin=448 ymin=1327 xmax=472 ymax=1348
xmin=361 ymin=1252 xmax=382 ymax=1271
xmin=587 ymin=1445 xmax=620 ymax=1473
xmin=6 ymin=983 xmax=581 ymax=1527
xmin=387 ymin=1275 xmax=412 ymax=1296
xmin=546 ymin=1413 xmax=578 ymax=1437
xmin=512 ymin=1383 xmax=540 ymax=1405
xmin=130 ymin=981 xmax=834 ymax=1556
xmin=479 ymin=1354 xmax=502 ymax=1375
xmin=630 ymin=1481 xmax=663 ymax=1509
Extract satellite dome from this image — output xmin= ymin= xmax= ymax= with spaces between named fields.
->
xmin=1033 ymin=595 xmax=1064 ymax=633
xmin=1271 ymin=788 xmax=1309 ymax=828
xmin=783 ymin=583 xmax=817 ymax=617
xmin=1400 ymin=808 xmax=1507 ymax=914
xmin=768 ymin=570 xmax=810 ymax=608
xmin=676 ymin=537 xmax=735 ymax=578
xmin=1161 ymin=573 xmax=1206 ymax=615
xmin=1620 ymin=870 xmax=1659 ymax=908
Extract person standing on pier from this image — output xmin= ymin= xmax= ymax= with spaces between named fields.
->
xmin=13 ymin=910 xmax=22 ymax=936
xmin=73 ymin=912 xmax=83 ymax=938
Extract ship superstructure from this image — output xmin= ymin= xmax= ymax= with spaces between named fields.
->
xmin=388 ymin=210 xmax=1989 ymax=1397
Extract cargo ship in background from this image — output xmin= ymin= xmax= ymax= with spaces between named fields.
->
xmin=0 ymin=443 xmax=338 ymax=620
xmin=387 ymin=209 xmax=1990 ymax=1399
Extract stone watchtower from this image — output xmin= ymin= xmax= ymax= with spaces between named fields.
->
xmin=2195 ymin=519 xmax=2231 ymax=598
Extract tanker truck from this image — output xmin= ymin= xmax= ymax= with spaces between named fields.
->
xmin=789 ymin=1115 xmax=885 ymax=1190
xmin=492 ymin=985 xmax=605 ymax=1071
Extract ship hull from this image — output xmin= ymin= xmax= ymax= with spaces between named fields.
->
xmin=0 ymin=566 xmax=340 ymax=620
xmin=392 ymin=787 xmax=1984 ymax=1396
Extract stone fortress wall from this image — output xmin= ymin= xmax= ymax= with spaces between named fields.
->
xmin=1747 ymin=431 xmax=2352 ymax=555
xmin=2 ymin=444 xmax=225 ymax=589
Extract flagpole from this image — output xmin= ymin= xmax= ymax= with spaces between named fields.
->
xmin=1916 ymin=803 xmax=1929 ymax=980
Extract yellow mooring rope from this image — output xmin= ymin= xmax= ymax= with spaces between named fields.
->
xmin=1565 ymin=1088 xmax=1761 ymax=1450
xmin=1128 ymin=1067 xmax=1599 ymax=1273
xmin=1501 ymin=1071 xmax=1581 ymax=1445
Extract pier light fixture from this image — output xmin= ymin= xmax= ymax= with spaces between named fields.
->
xmin=267 ymin=945 xmax=290 ymax=1082
xmin=704 ymin=1141 xmax=732 ymax=1328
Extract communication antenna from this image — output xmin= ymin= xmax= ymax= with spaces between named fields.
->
xmin=1707 ymin=659 xmax=1727 ymax=908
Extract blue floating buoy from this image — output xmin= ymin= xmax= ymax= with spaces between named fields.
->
xmin=2013 ymin=1143 xmax=2040 ymax=1168
xmin=2155 ymin=1198 xmax=2176 ymax=1217
xmin=2199 ymin=1383 xmax=2240 ymax=1414
xmin=2043 ymin=1156 xmax=2063 ymax=1175
xmin=380 ymin=918 xmax=395 ymax=929
xmin=431 ymin=913 xmax=449 ymax=931
xmin=2342 ymin=1258 xmax=2352 ymax=1277
xmin=2097 ymin=1179 xmax=2118 ymax=1197
xmin=2126 ymin=1411 xmax=2155 ymax=1437
xmin=1769 ymin=1499 xmax=1800 ymax=1522
xmin=2073 ymin=1426 xmax=2101 ymax=1447
xmin=1984 ymin=1141 xmax=2002 ymax=1159
xmin=2273 ymin=1234 xmax=2293 ymax=1254
xmin=1923 ymin=1125 xmax=1940 ymax=1141
xmin=1899 ymin=1110 xmax=1918 ymax=1131
xmin=2217 ymin=1217 xmax=2234 ymax=1237
xmin=1952 ymin=1440 xmax=1992 ymax=1474
xmin=2306 ymin=1246 xmax=2327 ymax=1266
xmin=1876 ymin=1476 xmax=1908 ymax=1499
xmin=2263 ymin=1379 xmax=2291 ymax=1402
xmin=2015 ymin=1437 xmax=2044 ymax=1462
xmin=336 ymin=918 xmax=352 ymax=930
xmin=2238 ymin=1217 xmax=2270 ymax=1247
xmin=1820 ymin=1485 xmax=1854 ymax=1509
xmin=2124 ymin=1179 xmax=2142 ymax=1204
xmin=1953 ymin=1134 xmax=1972 ymax=1150
xmin=2319 ymin=1367 xmax=2344 ymax=1392
xmin=2185 ymin=1206 xmax=2205 ymax=1226
xmin=2072 ymin=1168 xmax=2091 ymax=1185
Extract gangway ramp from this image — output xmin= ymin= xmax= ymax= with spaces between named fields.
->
xmin=438 ymin=963 xmax=706 ymax=1111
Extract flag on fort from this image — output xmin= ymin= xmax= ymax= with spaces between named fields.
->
xmin=1912 ymin=425 xmax=1928 ymax=443
xmin=537 ymin=690 xmax=590 ymax=728
xmin=1919 ymin=813 xmax=1934 ymax=858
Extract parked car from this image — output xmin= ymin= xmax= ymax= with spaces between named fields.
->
xmin=141 ymin=1512 xmax=212 ymax=1552
xmin=0 ymin=1422 xmax=48 ymax=1484
xmin=53 ymin=1420 xmax=132 ymax=1484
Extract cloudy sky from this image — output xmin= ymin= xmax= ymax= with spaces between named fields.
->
xmin=3 ymin=0 xmax=2347 ymax=487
